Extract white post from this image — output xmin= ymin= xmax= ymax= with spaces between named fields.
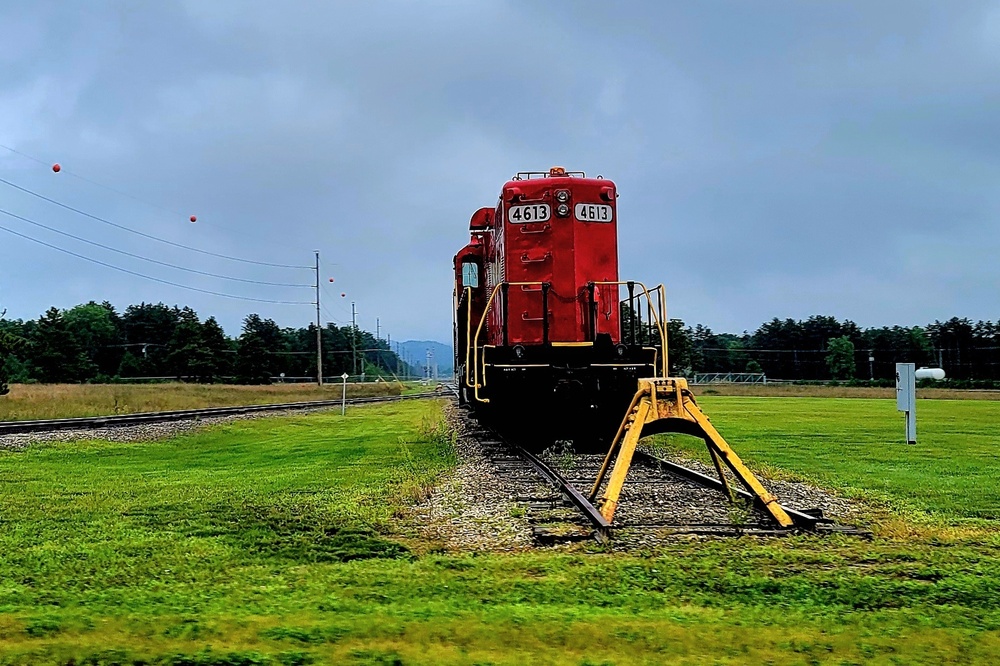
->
xmin=896 ymin=363 xmax=916 ymax=444
xmin=341 ymin=372 xmax=349 ymax=416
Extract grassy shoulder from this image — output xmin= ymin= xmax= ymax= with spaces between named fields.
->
xmin=0 ymin=381 xmax=414 ymax=421
xmin=0 ymin=397 xmax=997 ymax=664
xmin=692 ymin=383 xmax=1000 ymax=400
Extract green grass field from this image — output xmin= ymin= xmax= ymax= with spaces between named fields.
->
xmin=0 ymin=396 xmax=997 ymax=664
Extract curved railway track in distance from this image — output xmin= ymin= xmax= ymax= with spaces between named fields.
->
xmin=0 ymin=390 xmax=449 ymax=435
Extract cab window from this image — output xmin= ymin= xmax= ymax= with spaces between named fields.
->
xmin=461 ymin=261 xmax=480 ymax=288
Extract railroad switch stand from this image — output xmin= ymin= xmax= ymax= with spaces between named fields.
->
xmin=589 ymin=378 xmax=794 ymax=528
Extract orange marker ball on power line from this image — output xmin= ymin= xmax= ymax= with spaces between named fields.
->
xmin=189 ymin=215 xmax=197 ymax=223
xmin=52 ymin=163 xmax=61 ymax=172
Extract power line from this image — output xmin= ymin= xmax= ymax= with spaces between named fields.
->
xmin=0 ymin=175 xmax=311 ymax=269
xmin=321 ymin=302 xmax=340 ymax=324
xmin=0 ymin=206 xmax=312 ymax=288
xmin=321 ymin=282 xmax=353 ymax=318
xmin=0 ymin=221 xmax=311 ymax=305
xmin=0 ymin=143 xmax=55 ymax=169
xmin=1 ymin=143 xmax=324 ymax=261
xmin=0 ymin=142 xmax=189 ymax=217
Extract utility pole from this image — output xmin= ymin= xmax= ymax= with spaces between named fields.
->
xmin=351 ymin=301 xmax=358 ymax=376
xmin=314 ymin=250 xmax=322 ymax=387
xmin=376 ymin=318 xmax=380 ymax=341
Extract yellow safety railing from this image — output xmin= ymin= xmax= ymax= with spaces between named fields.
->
xmin=462 ymin=286 xmax=473 ymax=388
xmin=471 ymin=280 xmax=670 ymax=402
xmin=590 ymin=281 xmax=668 ymax=377
xmin=472 ymin=281 xmax=546 ymax=403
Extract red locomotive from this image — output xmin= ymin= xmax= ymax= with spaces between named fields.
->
xmin=454 ymin=167 xmax=668 ymax=450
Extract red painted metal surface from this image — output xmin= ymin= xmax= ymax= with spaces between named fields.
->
xmin=483 ymin=174 xmax=621 ymax=346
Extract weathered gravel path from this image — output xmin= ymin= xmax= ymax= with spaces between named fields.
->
xmin=410 ymin=404 xmax=536 ymax=551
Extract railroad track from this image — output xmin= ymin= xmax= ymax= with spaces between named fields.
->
xmin=0 ymin=390 xmax=449 ymax=435
xmin=545 ymin=449 xmax=869 ymax=539
xmin=446 ymin=391 xmax=870 ymax=544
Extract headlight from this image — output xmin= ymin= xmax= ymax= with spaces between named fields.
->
xmin=556 ymin=203 xmax=570 ymax=217
xmin=513 ymin=345 xmax=525 ymax=359
xmin=555 ymin=189 xmax=570 ymax=203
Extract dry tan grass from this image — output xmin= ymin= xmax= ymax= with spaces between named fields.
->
xmin=689 ymin=383 xmax=1000 ymax=400
xmin=0 ymin=382 xmax=405 ymax=421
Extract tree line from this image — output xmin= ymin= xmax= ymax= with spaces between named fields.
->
xmin=0 ymin=301 xmax=417 ymax=392
xmin=3 ymin=303 xmax=998 ymax=391
xmin=664 ymin=315 xmax=1000 ymax=386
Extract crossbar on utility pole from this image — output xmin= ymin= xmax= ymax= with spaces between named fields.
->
xmin=314 ymin=251 xmax=323 ymax=387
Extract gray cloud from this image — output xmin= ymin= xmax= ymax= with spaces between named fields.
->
xmin=1 ymin=0 xmax=998 ymax=344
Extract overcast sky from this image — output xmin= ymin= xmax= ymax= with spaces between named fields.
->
xmin=2 ymin=1 xmax=998 ymax=344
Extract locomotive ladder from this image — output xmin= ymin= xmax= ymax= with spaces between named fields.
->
xmin=589 ymin=377 xmax=794 ymax=528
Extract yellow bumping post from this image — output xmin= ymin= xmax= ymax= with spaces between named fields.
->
xmin=594 ymin=398 xmax=650 ymax=522
xmin=682 ymin=399 xmax=791 ymax=526
xmin=591 ymin=378 xmax=793 ymax=527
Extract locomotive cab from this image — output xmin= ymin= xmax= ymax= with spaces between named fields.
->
xmin=453 ymin=208 xmax=491 ymax=404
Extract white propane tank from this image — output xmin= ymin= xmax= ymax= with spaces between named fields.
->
xmin=915 ymin=367 xmax=946 ymax=380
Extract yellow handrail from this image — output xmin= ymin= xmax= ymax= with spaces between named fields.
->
xmin=471 ymin=280 xmax=670 ymax=402
xmin=463 ymin=286 xmax=473 ymax=388
xmin=472 ymin=281 xmax=546 ymax=403
xmin=591 ymin=281 xmax=669 ymax=377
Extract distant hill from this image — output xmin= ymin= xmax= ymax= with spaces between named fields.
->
xmin=397 ymin=340 xmax=453 ymax=379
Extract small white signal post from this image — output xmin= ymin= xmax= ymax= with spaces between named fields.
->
xmin=896 ymin=363 xmax=916 ymax=444
xmin=341 ymin=372 xmax=350 ymax=416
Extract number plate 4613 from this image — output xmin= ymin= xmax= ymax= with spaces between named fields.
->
xmin=508 ymin=204 xmax=551 ymax=223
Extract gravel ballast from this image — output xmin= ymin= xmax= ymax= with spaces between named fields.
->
xmin=0 ymin=408 xmax=330 ymax=451
xmin=413 ymin=402 xmax=867 ymax=551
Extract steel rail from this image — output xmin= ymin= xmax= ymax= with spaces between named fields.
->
xmin=0 ymin=391 xmax=446 ymax=435
xmin=514 ymin=445 xmax=611 ymax=541
xmin=632 ymin=450 xmax=828 ymax=530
